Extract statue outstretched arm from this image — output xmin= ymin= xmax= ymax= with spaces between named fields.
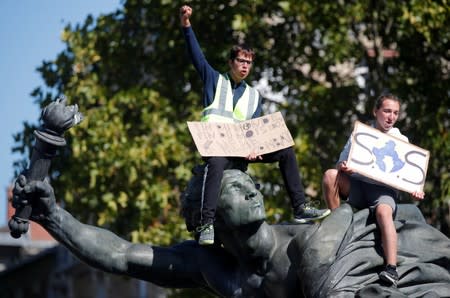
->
xmin=13 ymin=177 xmax=206 ymax=288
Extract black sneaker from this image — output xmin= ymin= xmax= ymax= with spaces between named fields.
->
xmin=379 ymin=265 xmax=399 ymax=287
xmin=294 ymin=205 xmax=331 ymax=223
xmin=196 ymin=223 xmax=214 ymax=245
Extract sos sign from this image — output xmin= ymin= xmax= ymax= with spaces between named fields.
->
xmin=347 ymin=121 xmax=429 ymax=193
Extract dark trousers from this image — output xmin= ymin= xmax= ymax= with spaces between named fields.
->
xmin=200 ymin=147 xmax=306 ymax=225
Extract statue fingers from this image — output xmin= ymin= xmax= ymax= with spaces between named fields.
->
xmin=12 ymin=174 xmax=29 ymax=207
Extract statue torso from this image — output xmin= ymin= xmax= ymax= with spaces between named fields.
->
xmin=201 ymin=225 xmax=308 ymax=297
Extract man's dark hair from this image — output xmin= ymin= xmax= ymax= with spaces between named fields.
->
xmin=229 ymin=44 xmax=255 ymax=61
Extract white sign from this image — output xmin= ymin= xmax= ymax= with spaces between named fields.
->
xmin=187 ymin=112 xmax=295 ymax=157
xmin=347 ymin=121 xmax=429 ymax=193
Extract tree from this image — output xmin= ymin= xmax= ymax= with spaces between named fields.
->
xmin=13 ymin=0 xmax=449 ymax=247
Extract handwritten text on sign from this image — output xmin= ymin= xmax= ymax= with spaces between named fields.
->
xmin=187 ymin=112 xmax=295 ymax=157
xmin=347 ymin=121 xmax=429 ymax=193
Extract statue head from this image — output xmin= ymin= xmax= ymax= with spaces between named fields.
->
xmin=216 ymin=170 xmax=266 ymax=227
xmin=181 ymin=169 xmax=266 ymax=231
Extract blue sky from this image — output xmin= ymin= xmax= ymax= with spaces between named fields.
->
xmin=0 ymin=1 xmax=123 ymax=226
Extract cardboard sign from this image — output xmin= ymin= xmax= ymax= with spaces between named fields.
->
xmin=347 ymin=121 xmax=429 ymax=193
xmin=187 ymin=112 xmax=295 ymax=157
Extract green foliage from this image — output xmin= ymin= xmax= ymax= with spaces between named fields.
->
xmin=59 ymin=89 xmax=193 ymax=244
xmin=13 ymin=0 xmax=449 ymax=247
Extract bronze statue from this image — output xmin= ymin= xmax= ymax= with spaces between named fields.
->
xmin=11 ymin=101 xmax=450 ymax=297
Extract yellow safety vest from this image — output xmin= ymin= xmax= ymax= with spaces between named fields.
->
xmin=201 ymin=74 xmax=259 ymax=123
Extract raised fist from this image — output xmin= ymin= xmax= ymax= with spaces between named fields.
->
xmin=179 ymin=5 xmax=192 ymax=27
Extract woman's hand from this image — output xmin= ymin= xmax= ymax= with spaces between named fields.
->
xmin=411 ymin=190 xmax=425 ymax=201
xmin=338 ymin=161 xmax=354 ymax=175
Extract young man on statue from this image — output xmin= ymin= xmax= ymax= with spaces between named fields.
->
xmin=180 ymin=5 xmax=330 ymax=245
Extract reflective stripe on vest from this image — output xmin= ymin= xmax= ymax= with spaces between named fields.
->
xmin=201 ymin=74 xmax=259 ymax=123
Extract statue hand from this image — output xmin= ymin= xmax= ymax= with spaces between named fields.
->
xmin=41 ymin=96 xmax=83 ymax=136
xmin=12 ymin=175 xmax=57 ymax=222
